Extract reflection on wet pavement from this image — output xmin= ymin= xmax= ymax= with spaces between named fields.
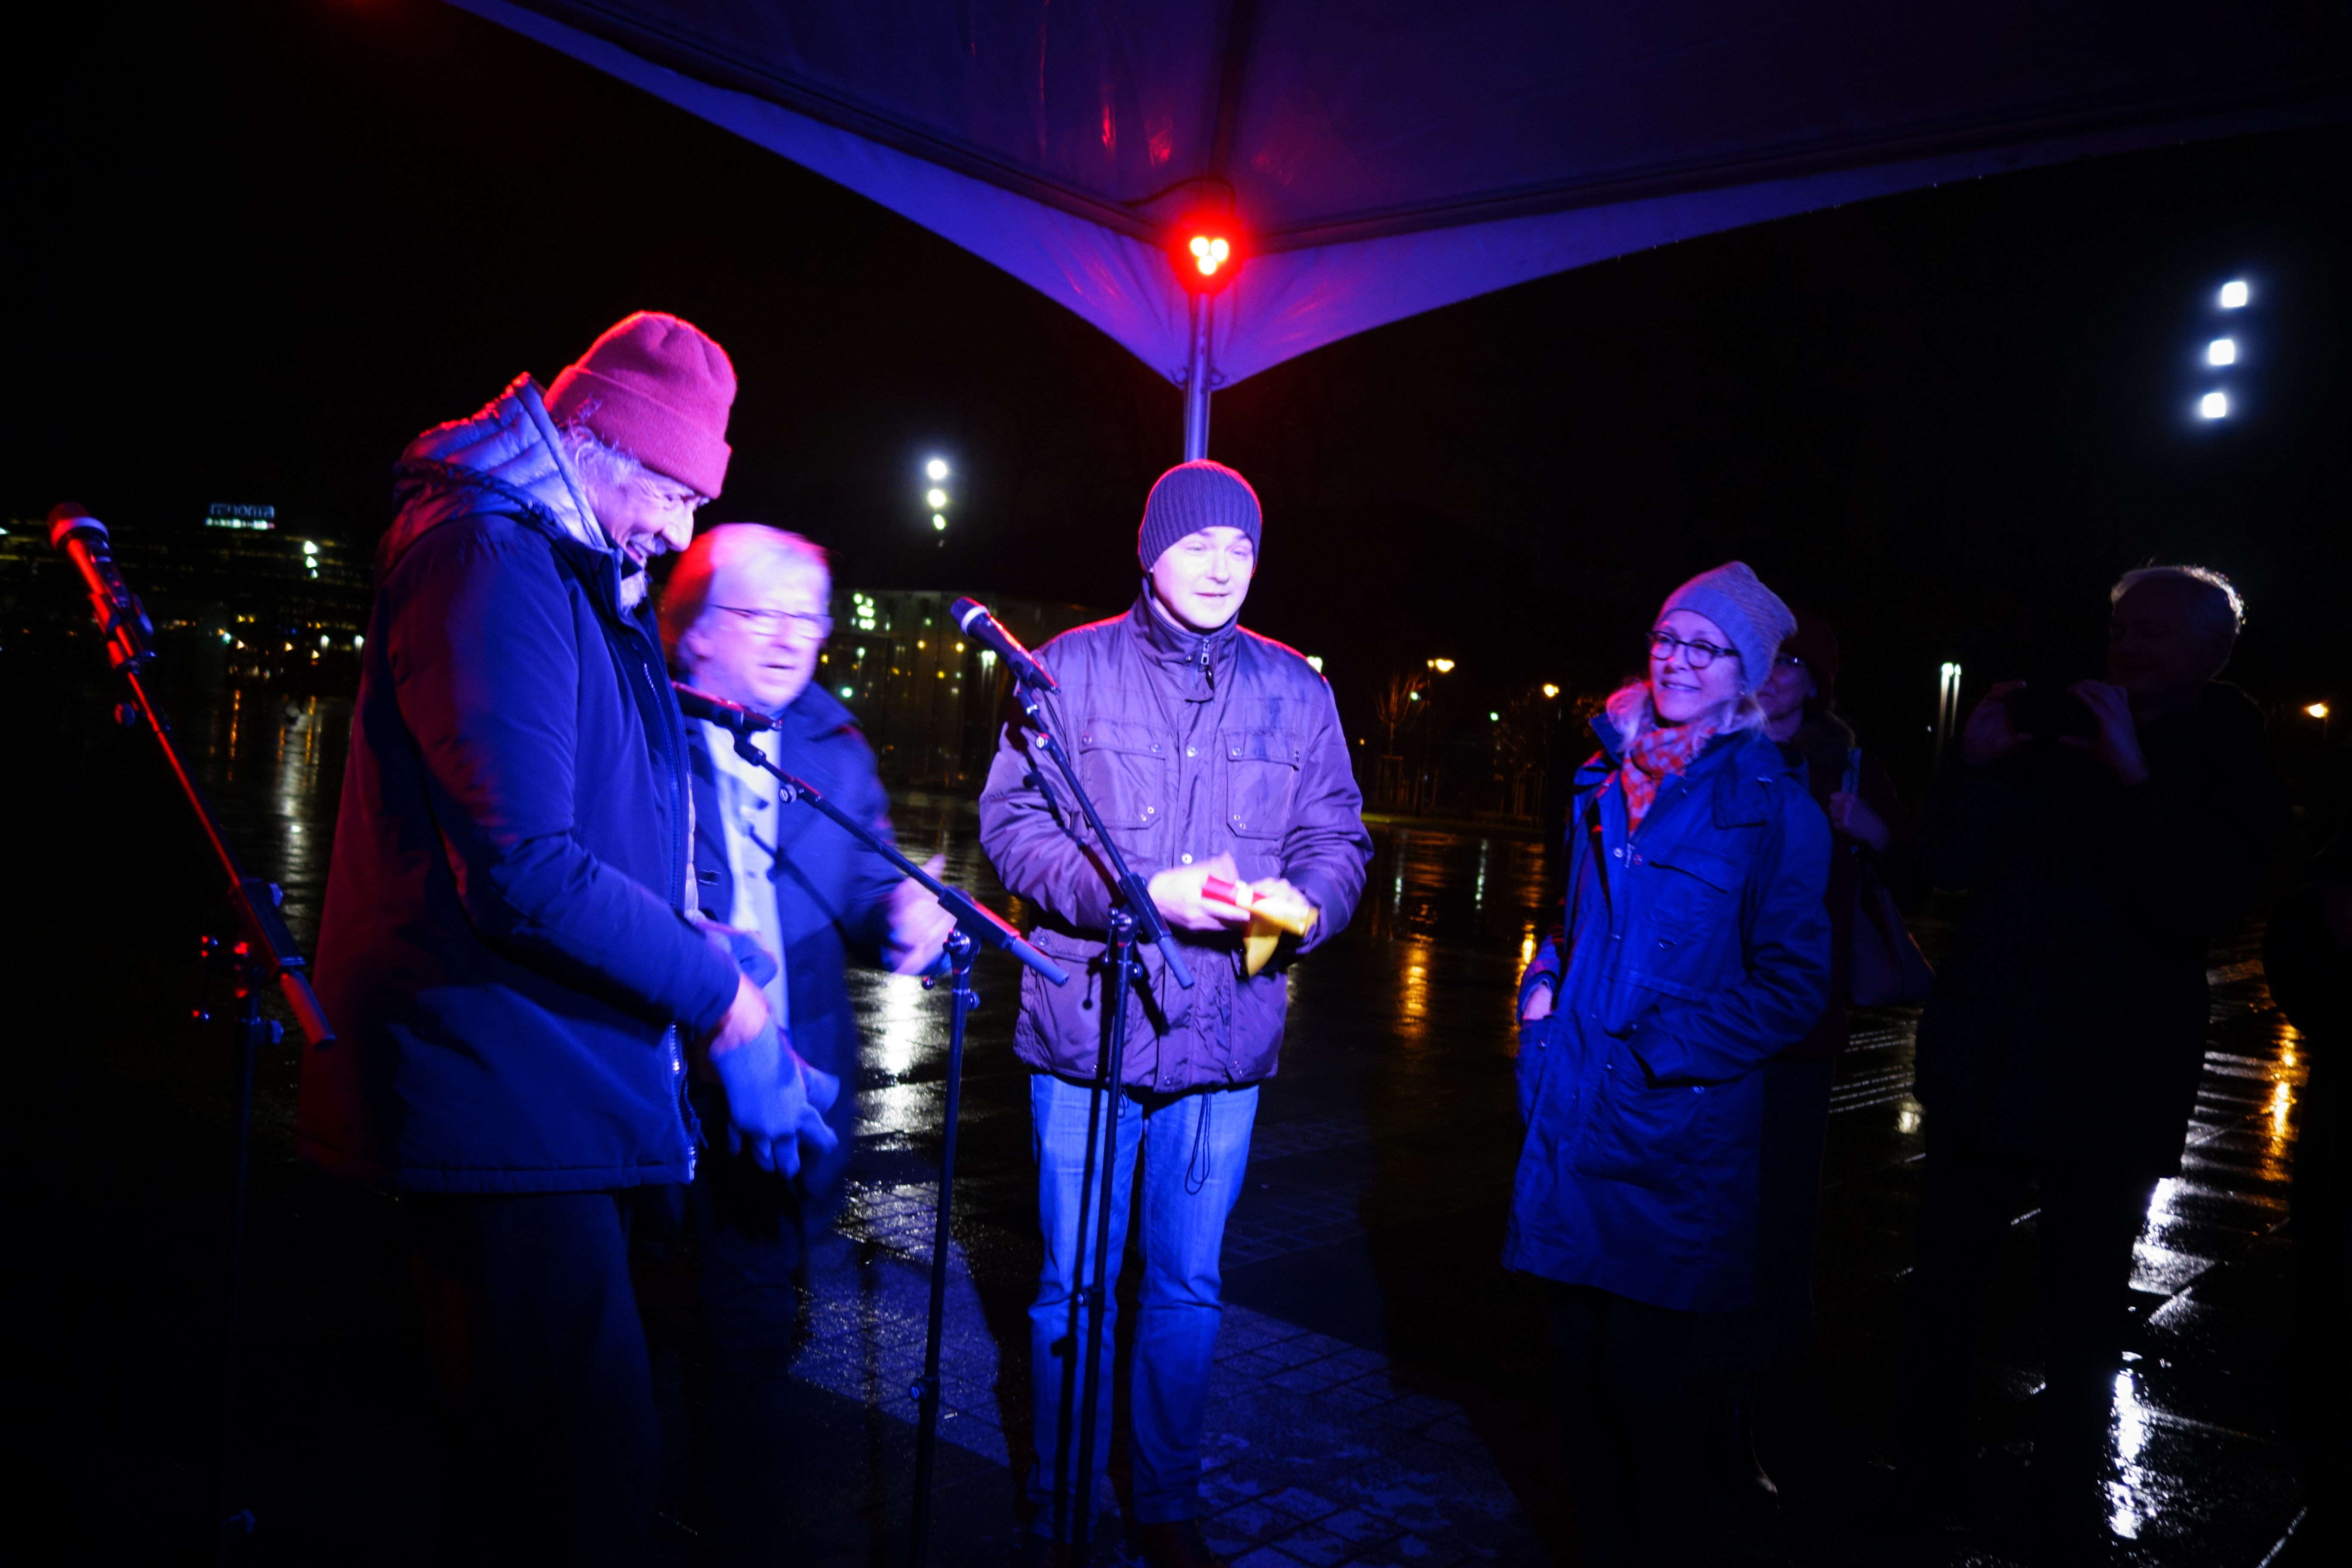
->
xmin=812 ymin=802 xmax=2313 ymax=1565
xmin=58 ymin=683 xmax=2313 ymax=1565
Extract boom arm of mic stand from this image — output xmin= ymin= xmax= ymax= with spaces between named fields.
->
xmin=725 ymin=733 xmax=1067 ymax=987
xmin=1012 ymin=686 xmax=1195 ymax=991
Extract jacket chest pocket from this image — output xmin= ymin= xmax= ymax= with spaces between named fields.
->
xmin=1637 ymin=844 xmax=1748 ymax=949
xmin=1220 ymin=727 xmax=1302 ymax=841
xmin=1077 ymin=717 xmax=1169 ymax=840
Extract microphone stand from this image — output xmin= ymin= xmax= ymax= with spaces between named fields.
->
xmin=46 ymin=505 xmax=336 ymax=1560
xmin=1003 ymin=680 xmax=1194 ymax=1562
xmin=702 ymin=725 xmax=1067 ymax=1568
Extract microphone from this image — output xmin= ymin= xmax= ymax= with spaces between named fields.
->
xmin=673 ymin=682 xmax=781 ymax=732
xmin=951 ymin=597 xmax=1058 ymax=692
xmin=48 ymin=503 xmax=155 ymax=668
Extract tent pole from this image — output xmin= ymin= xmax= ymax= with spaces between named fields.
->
xmin=1182 ymin=293 xmax=1214 ymax=461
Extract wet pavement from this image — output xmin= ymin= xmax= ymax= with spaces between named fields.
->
xmin=3 ymin=679 xmax=2323 ymax=1565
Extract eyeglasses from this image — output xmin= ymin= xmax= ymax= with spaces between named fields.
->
xmin=1773 ymin=652 xmax=1808 ymax=671
xmin=1648 ymin=630 xmax=1739 ymax=670
xmin=716 ymin=605 xmax=833 ymax=639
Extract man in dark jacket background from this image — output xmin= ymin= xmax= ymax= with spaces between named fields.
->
xmin=979 ymin=461 xmax=1372 ymax=1568
xmin=307 ymin=313 xmax=784 ymax=1562
xmin=658 ymin=522 xmax=954 ymax=1561
xmin=1900 ymin=564 xmax=2288 ymax=1542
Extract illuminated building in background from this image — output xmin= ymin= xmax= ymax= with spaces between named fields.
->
xmin=0 ymin=503 xmax=371 ymax=693
xmin=819 ymin=588 xmax=1103 ymax=787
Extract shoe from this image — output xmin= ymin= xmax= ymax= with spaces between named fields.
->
xmin=1709 ymin=1396 xmax=1780 ymax=1512
xmin=1136 ymin=1519 xmax=1231 ymax=1568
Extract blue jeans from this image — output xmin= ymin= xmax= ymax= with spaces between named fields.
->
xmin=1026 ymin=1072 xmax=1259 ymax=1536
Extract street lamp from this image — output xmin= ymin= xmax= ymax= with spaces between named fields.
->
xmin=1541 ymin=683 xmax=1560 ymax=699
xmin=921 ymin=461 xmax=951 ymax=536
xmin=1427 ymin=658 xmax=1456 ymax=674
xmin=2309 ymin=701 xmax=2331 ymax=748
xmin=1934 ymin=662 xmax=1963 ymax=764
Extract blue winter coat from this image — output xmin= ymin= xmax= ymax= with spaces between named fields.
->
xmin=1504 ymin=715 xmax=1831 ymax=1311
xmin=684 ymin=688 xmax=903 ymax=1217
xmin=303 ymin=376 xmax=740 ymax=1193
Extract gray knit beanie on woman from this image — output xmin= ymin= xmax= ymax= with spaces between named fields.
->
xmin=1659 ymin=561 xmax=1796 ymax=692
xmin=1137 ymin=460 xmax=1263 ymax=569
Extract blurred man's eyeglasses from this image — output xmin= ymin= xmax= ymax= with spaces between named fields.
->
xmin=717 ymin=606 xmax=833 ymax=639
xmin=1773 ymin=652 xmax=1808 ymax=671
xmin=1649 ymin=630 xmax=1737 ymax=670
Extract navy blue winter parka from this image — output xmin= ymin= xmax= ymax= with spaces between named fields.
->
xmin=1504 ymin=707 xmax=1832 ymax=1311
xmin=683 ymin=687 xmax=903 ymax=1219
xmin=303 ymin=376 xmax=741 ymax=1193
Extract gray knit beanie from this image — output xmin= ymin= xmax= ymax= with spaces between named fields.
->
xmin=1658 ymin=561 xmax=1796 ymax=692
xmin=1138 ymin=460 xmax=1263 ymax=570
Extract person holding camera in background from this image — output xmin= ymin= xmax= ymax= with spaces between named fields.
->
xmin=1897 ymin=566 xmax=2287 ymax=1548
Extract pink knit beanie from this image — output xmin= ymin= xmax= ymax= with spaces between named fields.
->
xmin=546 ymin=312 xmax=737 ymax=497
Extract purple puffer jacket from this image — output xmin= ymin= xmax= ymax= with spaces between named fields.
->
xmin=978 ymin=594 xmax=1371 ymax=1093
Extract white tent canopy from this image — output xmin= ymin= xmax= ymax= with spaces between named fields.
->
xmin=457 ymin=1 xmax=2349 ymax=388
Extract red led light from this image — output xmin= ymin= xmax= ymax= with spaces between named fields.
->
xmin=1167 ymin=211 xmax=1243 ymax=294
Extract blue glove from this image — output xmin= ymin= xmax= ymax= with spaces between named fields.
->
xmin=708 ymin=1019 xmax=840 ymax=1176
xmin=698 ymin=919 xmax=837 ymax=1175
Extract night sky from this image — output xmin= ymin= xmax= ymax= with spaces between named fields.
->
xmin=19 ymin=0 xmax=2350 ymax=789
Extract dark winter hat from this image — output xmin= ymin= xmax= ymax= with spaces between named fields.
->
xmin=1657 ymin=560 xmax=1796 ymax=692
xmin=1137 ymin=460 xmax=1263 ymax=570
xmin=547 ymin=311 xmax=737 ymax=497
xmin=1783 ymin=607 xmax=1841 ymax=707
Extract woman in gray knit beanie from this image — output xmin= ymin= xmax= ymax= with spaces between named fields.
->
xmin=1508 ymin=559 xmax=1828 ymax=1562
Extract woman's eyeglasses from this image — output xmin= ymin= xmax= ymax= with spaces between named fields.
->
xmin=717 ymin=605 xmax=833 ymax=639
xmin=1648 ymin=630 xmax=1738 ymax=670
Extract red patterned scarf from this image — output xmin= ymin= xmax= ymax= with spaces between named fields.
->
xmin=1620 ymin=719 xmax=1717 ymax=833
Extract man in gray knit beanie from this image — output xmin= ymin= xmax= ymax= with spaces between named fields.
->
xmin=1137 ymin=459 xmax=1263 ymax=580
xmin=980 ymin=457 xmax=1370 ymax=1568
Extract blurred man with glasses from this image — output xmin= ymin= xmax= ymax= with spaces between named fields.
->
xmin=659 ymin=524 xmax=953 ymax=1560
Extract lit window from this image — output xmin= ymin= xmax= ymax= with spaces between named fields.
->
xmin=2200 ymin=392 xmax=2229 ymax=420
xmin=2208 ymin=338 xmax=2236 ymax=366
xmin=2219 ymin=280 xmax=2248 ymax=309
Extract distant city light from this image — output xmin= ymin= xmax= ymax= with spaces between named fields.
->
xmin=1427 ymin=658 xmax=1456 ymax=674
xmin=301 ymin=540 xmax=319 ymax=555
xmin=2219 ymin=280 xmax=2248 ymax=309
xmin=925 ymin=488 xmax=948 ymax=510
xmin=2309 ymin=703 xmax=2331 ymax=720
xmin=840 ymin=686 xmax=854 ymax=698
xmin=1408 ymin=691 xmax=1421 ymax=702
xmin=2200 ymin=392 xmax=2229 ymax=420
xmin=1488 ymin=711 xmax=1501 ymax=722
xmin=2207 ymin=338 xmax=2236 ymax=366
xmin=1305 ymin=655 xmax=1325 ymax=673
xmin=925 ymin=457 xmax=949 ymax=481
xmin=1542 ymin=683 xmax=1561 ymax=699
xmin=932 ymin=515 xmax=948 ymax=531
